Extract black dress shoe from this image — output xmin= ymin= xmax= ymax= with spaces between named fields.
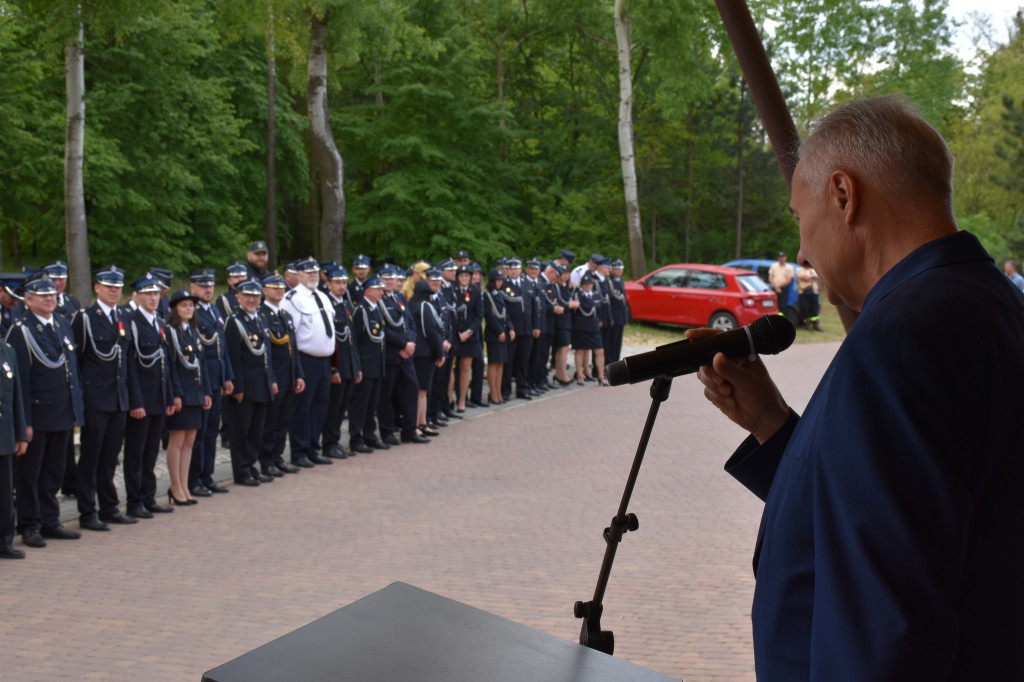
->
xmin=99 ymin=511 xmax=139 ymax=525
xmin=426 ymin=420 xmax=443 ymax=430
xmin=206 ymin=482 xmax=230 ymax=493
xmin=21 ymin=530 xmax=46 ymax=548
xmin=40 ymin=524 xmax=82 ymax=540
xmin=235 ymin=476 xmax=260 ymax=486
xmin=366 ymin=440 xmax=391 ymax=451
xmin=401 ymin=434 xmax=430 ymax=444
xmin=516 ymin=393 xmax=533 ymax=401
xmin=292 ymin=458 xmax=315 ymax=469
xmin=324 ymin=449 xmax=349 ymax=460
xmin=189 ymin=485 xmax=213 ymax=497
xmin=352 ymin=443 xmax=374 ymax=454
xmin=80 ymin=517 xmax=110 ymax=532
xmin=126 ymin=505 xmax=153 ymax=519
xmin=381 ymin=434 xmax=401 ymax=446
xmin=256 ymin=472 xmax=274 ymax=483
xmin=444 ymin=410 xmax=463 ymax=420
xmin=145 ymin=501 xmax=174 ymax=514
xmin=309 ymin=455 xmax=334 ymax=465
xmin=469 ymin=400 xmax=488 ymax=408
xmin=276 ymin=461 xmax=301 ymax=473
xmin=0 ymin=545 xmax=25 ymax=559
xmin=261 ymin=465 xmax=286 ymax=478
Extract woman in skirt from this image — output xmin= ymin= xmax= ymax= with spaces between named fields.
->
xmin=410 ymin=279 xmax=445 ymax=432
xmin=165 ymin=289 xmax=212 ymax=505
xmin=571 ymin=272 xmax=606 ymax=385
xmin=451 ymin=265 xmax=483 ymax=411
xmin=483 ymin=268 xmax=511 ymax=405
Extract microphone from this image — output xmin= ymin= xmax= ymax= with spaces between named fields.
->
xmin=606 ymin=315 xmax=795 ymax=386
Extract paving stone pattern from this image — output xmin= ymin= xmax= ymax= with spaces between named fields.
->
xmin=0 ymin=342 xmax=840 ymax=681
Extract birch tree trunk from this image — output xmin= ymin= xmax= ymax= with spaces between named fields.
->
xmin=266 ymin=5 xmax=278 ymax=270
xmin=307 ymin=12 xmax=345 ymax=263
xmin=613 ymin=0 xmax=647 ymax=277
xmin=65 ymin=25 xmax=91 ymax=301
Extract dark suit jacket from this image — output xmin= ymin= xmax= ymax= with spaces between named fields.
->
xmin=260 ymin=303 xmax=305 ymax=390
xmin=6 ymin=314 xmax=84 ymax=430
xmin=352 ymin=301 xmax=385 ymax=379
xmin=73 ymin=303 xmax=133 ymax=412
xmin=412 ymin=297 xmax=445 ymax=359
xmin=195 ymin=302 xmax=234 ymax=389
xmin=381 ymin=293 xmax=412 ymax=366
xmin=483 ymin=289 xmax=507 ymax=343
xmin=225 ymin=313 xmax=275 ymax=403
xmin=168 ymin=325 xmax=211 ymax=407
xmin=0 ymin=341 xmax=27 ymax=454
xmin=330 ymin=298 xmax=361 ymax=381
xmin=127 ymin=309 xmax=174 ymax=415
xmin=725 ymin=231 xmax=1024 ymax=679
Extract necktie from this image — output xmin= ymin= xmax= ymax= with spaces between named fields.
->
xmin=312 ymin=292 xmax=332 ymax=338
xmin=110 ymin=309 xmax=117 ymax=325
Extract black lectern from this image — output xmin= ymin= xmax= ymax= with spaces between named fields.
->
xmin=202 ymin=582 xmax=676 ymax=681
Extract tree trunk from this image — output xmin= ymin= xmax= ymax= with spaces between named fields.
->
xmin=307 ymin=12 xmax=345 ymax=264
xmin=685 ymin=140 xmax=693 ymax=262
xmin=496 ymin=39 xmax=508 ymax=162
xmin=613 ymin=0 xmax=647 ymax=277
xmin=734 ymin=81 xmax=745 ymax=259
xmin=65 ymin=26 xmax=91 ymax=301
xmin=265 ymin=6 xmax=278 ymax=270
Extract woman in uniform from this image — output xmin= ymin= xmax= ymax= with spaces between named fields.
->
xmin=451 ymin=265 xmax=483 ymax=412
xmin=571 ymin=272 xmax=606 ymax=385
xmin=483 ymin=268 xmax=511 ymax=405
xmin=165 ymin=289 xmax=212 ymax=505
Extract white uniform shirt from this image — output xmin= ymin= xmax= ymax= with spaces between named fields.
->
xmin=279 ymin=284 xmax=336 ymax=357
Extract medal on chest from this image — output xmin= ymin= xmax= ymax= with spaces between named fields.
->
xmin=3 ymin=361 xmax=12 ymax=379
xmin=63 ymin=335 xmax=74 ymax=351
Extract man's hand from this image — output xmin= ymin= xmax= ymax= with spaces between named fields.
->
xmin=330 ymin=371 xmax=341 ymax=385
xmin=435 ymin=356 xmax=445 ymax=367
xmin=272 ymin=382 xmax=279 ymax=396
xmin=203 ymin=395 xmax=212 ymax=410
xmin=532 ymin=329 xmax=540 ymax=339
xmin=15 ymin=440 xmax=27 ymax=456
xmin=295 ymin=378 xmax=306 ymax=394
xmin=459 ymin=330 xmax=472 ymax=343
xmin=223 ymin=380 xmax=234 ymax=395
xmin=355 ymin=371 xmax=362 ymax=384
xmin=130 ymin=408 xmax=146 ymax=420
xmin=689 ymin=328 xmax=790 ymax=444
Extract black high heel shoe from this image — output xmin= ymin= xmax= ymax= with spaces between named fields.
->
xmin=575 ymin=376 xmax=585 ymax=386
xmin=168 ymin=489 xmax=194 ymax=506
xmin=556 ymin=378 xmax=572 ymax=387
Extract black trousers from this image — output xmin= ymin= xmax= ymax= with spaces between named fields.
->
xmin=604 ymin=324 xmax=624 ymax=364
xmin=229 ymin=398 xmax=267 ymax=481
xmin=261 ymin=386 xmax=296 ymax=467
xmin=190 ymin=391 xmax=223 ymax=488
xmin=1 ymin=454 xmax=14 ymax=549
xmin=16 ymin=429 xmax=71 ymax=531
xmin=348 ymin=376 xmax=381 ymax=447
xmin=530 ymin=332 xmax=553 ymax=386
xmin=378 ymin=360 xmax=418 ymax=438
xmin=61 ymin=437 xmax=76 ymax=496
xmin=123 ymin=413 xmax=164 ymax=507
xmin=470 ymin=355 xmax=485 ymax=403
xmin=428 ymin=354 xmax=452 ymax=418
xmin=77 ymin=409 xmax=127 ymax=520
xmin=289 ymin=354 xmax=331 ymax=463
xmin=504 ymin=332 xmax=533 ymax=394
xmin=322 ymin=378 xmax=354 ymax=450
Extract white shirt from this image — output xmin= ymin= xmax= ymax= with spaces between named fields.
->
xmin=279 ymin=284 xmax=335 ymax=357
xmin=570 ymin=264 xmax=593 ymax=287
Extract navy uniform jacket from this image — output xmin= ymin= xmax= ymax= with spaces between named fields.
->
xmin=502 ymin=279 xmax=529 ymax=336
xmin=0 ymin=304 xmax=23 ymax=339
xmin=329 ymin=297 xmax=361 ymax=381
xmin=607 ymin=276 xmax=629 ymax=326
xmin=195 ymin=302 xmax=234 ymax=390
xmin=347 ymin=279 xmax=366 ymax=307
xmin=127 ymin=309 xmax=174 ymax=415
xmin=380 ymin=293 xmax=412 ymax=366
xmin=0 ymin=341 xmax=27 ymax=454
xmin=482 ymin=289 xmax=508 ymax=343
xmin=571 ymin=290 xmax=601 ymax=334
xmin=439 ymin=285 xmax=457 ymax=344
xmin=54 ymin=292 xmax=80 ymax=322
xmin=260 ymin=303 xmax=304 ymax=390
xmin=215 ymin=289 xmax=240 ymax=319
xmin=521 ymin=277 xmax=543 ymax=333
xmin=453 ymin=287 xmax=483 ymax=342
xmin=352 ymin=300 xmax=385 ymax=379
xmin=536 ymin=277 xmax=557 ymax=334
xmin=412 ymin=297 xmax=445 ymax=359
xmin=168 ymin=325 xmax=211 ymax=407
xmin=6 ymin=314 xmax=85 ymax=431
xmin=225 ymin=312 xmax=275 ymax=402
xmin=725 ymin=231 xmax=1024 ymax=679
xmin=73 ymin=303 xmax=133 ymax=413
xmin=596 ymin=277 xmax=612 ymax=328
xmin=553 ymin=282 xmax=574 ymax=332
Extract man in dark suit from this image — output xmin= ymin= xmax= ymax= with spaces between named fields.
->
xmin=0 ymin=331 xmax=29 ymax=558
xmin=259 ymin=274 xmax=304 ymax=476
xmin=347 ymin=254 xmax=371 ymax=307
xmin=322 ymin=267 xmax=359 ymax=459
xmin=348 ymin=276 xmax=385 ymax=453
xmin=123 ymin=273 xmax=175 ymax=519
xmin=43 ymin=260 xmax=81 ymax=499
xmin=501 ymin=257 xmax=535 ymax=400
xmin=244 ymin=241 xmax=270 ymax=282
xmin=6 ymin=275 xmax=85 ymax=547
xmin=696 ymin=95 xmax=1024 ymax=678
xmin=377 ymin=266 xmax=416 ymax=446
xmin=72 ymin=266 xmax=139 ymax=531
xmin=0 ymin=274 xmax=26 ymax=338
xmin=188 ymin=268 xmax=234 ymax=496
xmin=604 ymin=259 xmax=628 ymax=363
xmin=226 ymin=280 xmax=277 ymax=486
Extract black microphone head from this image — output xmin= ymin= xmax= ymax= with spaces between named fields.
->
xmin=750 ymin=314 xmax=796 ymax=356
xmin=606 ymin=359 xmax=628 ymax=386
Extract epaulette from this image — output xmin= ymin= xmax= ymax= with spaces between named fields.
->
xmin=285 ymin=289 xmax=297 ymax=300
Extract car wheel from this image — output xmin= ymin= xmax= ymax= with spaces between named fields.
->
xmin=708 ymin=311 xmax=738 ymax=330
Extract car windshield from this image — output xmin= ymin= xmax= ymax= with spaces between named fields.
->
xmin=736 ymin=274 xmax=771 ymax=292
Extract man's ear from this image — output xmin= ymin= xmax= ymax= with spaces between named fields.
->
xmin=828 ymin=169 xmax=858 ymax=226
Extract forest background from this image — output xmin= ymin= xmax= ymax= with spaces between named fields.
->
xmin=1 ymin=0 xmax=1022 ymax=302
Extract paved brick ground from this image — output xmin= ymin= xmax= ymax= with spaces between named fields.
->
xmin=0 ymin=342 xmax=839 ymax=681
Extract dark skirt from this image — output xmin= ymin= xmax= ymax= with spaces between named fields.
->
xmin=553 ymin=327 xmax=572 ymax=348
xmin=486 ymin=340 xmax=507 ymax=364
xmin=453 ymin=337 xmax=483 ymax=359
xmin=166 ymin=404 xmax=203 ymax=431
xmin=413 ymin=356 xmax=436 ymax=391
xmin=571 ymin=328 xmax=602 ymax=351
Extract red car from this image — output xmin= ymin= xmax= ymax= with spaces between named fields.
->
xmin=624 ymin=263 xmax=778 ymax=330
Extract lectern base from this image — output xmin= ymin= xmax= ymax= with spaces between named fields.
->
xmin=202 ymin=582 xmax=676 ymax=681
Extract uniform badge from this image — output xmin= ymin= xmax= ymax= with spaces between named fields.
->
xmin=2 ymin=361 xmax=11 ymax=379
xmin=118 ymin=320 xmax=126 ymax=337
xmin=63 ymin=335 xmax=74 ymax=350
xmin=186 ymin=344 xmax=193 ymax=352
xmin=505 ymin=287 xmax=512 ymax=294
xmin=464 ymin=292 xmax=471 ymax=303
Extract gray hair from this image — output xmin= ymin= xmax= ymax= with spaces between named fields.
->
xmin=798 ymin=95 xmax=954 ymax=211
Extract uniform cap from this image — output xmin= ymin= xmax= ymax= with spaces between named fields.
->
xmin=295 ymin=256 xmax=320 ymax=273
xmin=580 ymin=272 xmax=595 ymax=284
xmin=454 ymin=250 xmax=470 ymax=260
xmin=168 ymin=288 xmax=200 ymax=307
xmin=226 ymin=261 xmax=249 ymax=277
xmin=439 ymin=258 xmax=457 ymax=271
xmin=327 ymin=267 xmax=349 ymax=281
xmin=249 ymin=240 xmax=269 ymax=253
xmin=525 ymin=258 xmax=542 ymax=269
xmin=261 ymin=274 xmax=286 ymax=289
xmin=610 ymin=259 xmax=624 ymax=268
xmin=189 ymin=268 xmax=216 ymax=286
xmin=131 ymin=273 xmax=162 ymax=293
xmin=43 ymin=260 xmax=69 ymax=278
xmin=352 ymin=254 xmax=371 ymax=268
xmin=93 ymin=266 xmax=125 ymax=287
xmin=589 ymin=253 xmax=605 ymax=264
xmin=559 ymin=250 xmax=576 ymax=263
xmin=24 ymin=274 xmax=58 ymax=296
xmin=425 ymin=269 xmax=443 ymax=281
xmin=236 ymin=279 xmax=263 ymax=295
xmin=363 ymin=276 xmax=384 ymax=289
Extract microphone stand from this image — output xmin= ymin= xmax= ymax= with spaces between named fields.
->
xmin=574 ymin=374 xmax=673 ymax=655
